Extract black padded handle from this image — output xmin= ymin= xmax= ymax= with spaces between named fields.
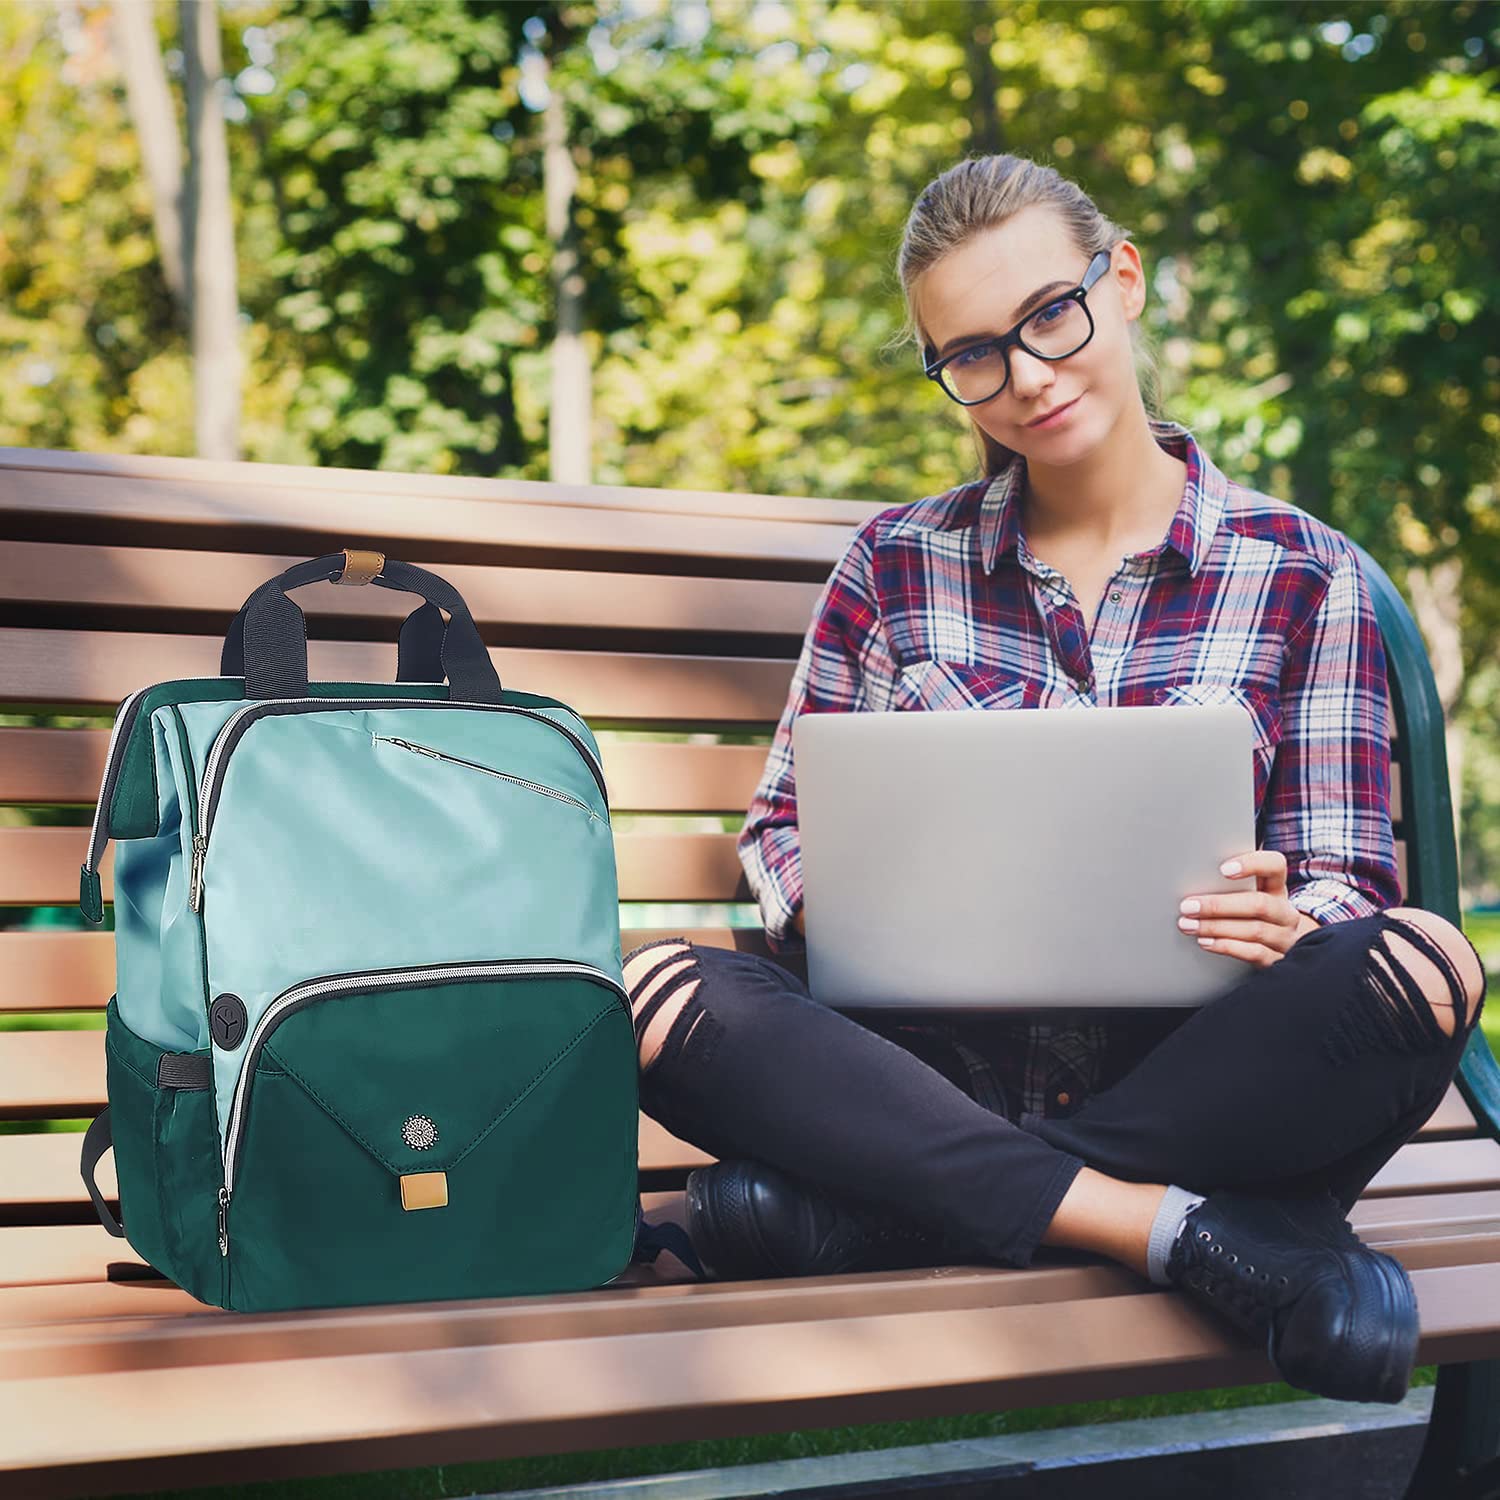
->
xmin=227 ymin=553 xmax=502 ymax=702
xmin=221 ymin=600 xmax=449 ymax=686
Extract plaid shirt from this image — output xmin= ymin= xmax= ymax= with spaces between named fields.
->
xmin=736 ymin=417 xmax=1401 ymax=1121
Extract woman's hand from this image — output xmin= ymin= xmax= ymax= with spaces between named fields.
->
xmin=1178 ymin=849 xmax=1319 ymax=968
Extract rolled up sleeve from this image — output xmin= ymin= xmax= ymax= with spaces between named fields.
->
xmin=1266 ymin=544 xmax=1402 ymax=926
xmin=736 ymin=516 xmax=893 ymax=955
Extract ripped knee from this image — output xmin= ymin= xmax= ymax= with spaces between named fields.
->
xmin=1323 ymin=909 xmax=1487 ymax=1066
xmin=622 ymin=938 xmax=712 ymax=1074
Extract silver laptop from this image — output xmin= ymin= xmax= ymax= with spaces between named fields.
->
xmin=790 ymin=703 xmax=1257 ymax=1012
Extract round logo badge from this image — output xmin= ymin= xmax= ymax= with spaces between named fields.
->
xmin=402 ymin=1114 xmax=439 ymax=1151
xmin=210 ymin=994 xmax=248 ymax=1049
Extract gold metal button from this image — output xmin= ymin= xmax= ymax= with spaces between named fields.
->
xmin=1056 ymin=1091 xmax=1072 ymax=1107
xmin=400 ymin=1172 xmax=449 ymax=1211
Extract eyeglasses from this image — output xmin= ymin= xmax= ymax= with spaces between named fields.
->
xmin=922 ymin=247 xmax=1115 ymax=406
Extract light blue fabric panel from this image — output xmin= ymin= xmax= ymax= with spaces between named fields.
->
xmin=113 ymin=712 xmax=206 ymax=1052
xmin=170 ymin=702 xmax=622 ymax=1161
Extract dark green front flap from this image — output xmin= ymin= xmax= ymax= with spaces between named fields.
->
xmin=253 ymin=973 xmax=626 ymax=1178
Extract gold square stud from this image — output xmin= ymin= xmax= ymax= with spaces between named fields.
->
xmin=400 ymin=1171 xmax=449 ymax=1211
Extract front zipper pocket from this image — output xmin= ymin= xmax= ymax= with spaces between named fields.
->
xmin=219 ymin=958 xmax=638 ymax=1312
xmin=372 ymin=735 xmax=606 ymax=824
xmin=187 ymin=696 xmax=609 ymax=914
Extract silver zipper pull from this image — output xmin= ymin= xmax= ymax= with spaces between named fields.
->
xmin=217 ymin=1186 xmax=230 ymax=1257
xmin=189 ymin=834 xmax=208 ymax=912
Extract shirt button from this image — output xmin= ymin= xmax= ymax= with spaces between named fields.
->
xmin=1109 ymin=591 xmax=1122 ymax=603
xmin=1056 ymin=1091 xmax=1071 ymax=1107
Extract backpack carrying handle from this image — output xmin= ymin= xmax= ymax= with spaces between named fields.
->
xmin=226 ymin=550 xmax=504 ymax=703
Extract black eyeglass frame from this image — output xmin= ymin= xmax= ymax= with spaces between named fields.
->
xmin=922 ymin=246 xmax=1116 ymax=407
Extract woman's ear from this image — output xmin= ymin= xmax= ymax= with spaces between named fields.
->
xmin=1110 ymin=239 xmax=1149 ymax=323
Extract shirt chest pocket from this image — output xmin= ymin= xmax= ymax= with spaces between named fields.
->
xmin=894 ymin=660 xmax=1039 ymax=713
xmin=1154 ymin=680 xmax=1285 ymax=807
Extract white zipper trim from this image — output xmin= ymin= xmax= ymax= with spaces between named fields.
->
xmin=372 ymin=734 xmax=606 ymax=823
xmin=220 ymin=957 xmax=625 ymax=1197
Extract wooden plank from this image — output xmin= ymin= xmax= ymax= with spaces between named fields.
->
xmin=0 ymin=1234 xmax=1147 ymax=1338
xmin=10 ymin=1186 xmax=1500 ymax=1294
xmin=0 ymin=444 xmax=877 ymax=524
xmin=0 ymin=730 xmax=109 ymax=804
xmin=0 ymin=934 xmax=116 ymax=1011
xmin=1363 ymin=1138 xmax=1500 ymax=1197
xmin=0 ymin=628 xmax=797 ymax=718
xmin=0 ymin=540 xmax=826 ymax=639
xmin=0 ymin=730 xmax=771 ymax=813
xmin=0 ymin=827 xmax=759 ymax=906
xmin=3 ymin=1264 xmax=1499 ymax=1499
xmin=0 ymin=1031 xmax=1483 ymax=1185
xmin=0 ymin=1112 xmax=712 ymax=1211
xmin=1421 ymin=1081 xmax=1480 ymax=1139
xmin=0 ymin=461 xmax=870 ymax=573
xmin=0 ymin=927 xmax=773 ymax=1013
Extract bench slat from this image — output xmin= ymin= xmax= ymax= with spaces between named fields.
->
xmin=8 ymin=1186 xmax=1500 ymax=1293
xmin=3 ymin=1262 xmax=1498 ymax=1500
xmin=0 ymin=730 xmax=774 ymax=813
xmin=0 ymin=467 xmax=868 ymax=576
xmin=0 ymin=443 xmax=877 ymax=530
xmin=0 ymin=627 xmax=798 ymax=717
xmin=0 ymin=929 xmax=774 ymax=1013
xmin=0 ymin=540 xmax=826 ymax=639
xmin=0 ymin=826 xmax=759 ymax=906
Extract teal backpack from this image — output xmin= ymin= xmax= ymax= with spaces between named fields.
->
xmin=79 ymin=550 xmax=700 ymax=1311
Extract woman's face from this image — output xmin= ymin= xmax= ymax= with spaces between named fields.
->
xmin=915 ymin=203 xmax=1147 ymax=464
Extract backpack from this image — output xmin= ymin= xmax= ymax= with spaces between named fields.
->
xmin=78 ymin=549 xmax=701 ymax=1311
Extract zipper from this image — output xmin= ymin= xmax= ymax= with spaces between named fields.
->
xmin=215 ymin=957 xmax=629 ymax=1255
xmin=373 ymin=734 xmax=606 ymax=824
xmin=189 ymin=696 xmax=608 ymax=914
xmin=79 ymin=677 xmax=241 ymax=923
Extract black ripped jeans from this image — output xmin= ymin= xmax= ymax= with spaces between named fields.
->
xmin=626 ymin=912 xmax=1487 ymax=1269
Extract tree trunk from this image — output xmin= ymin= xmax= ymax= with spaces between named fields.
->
xmin=1406 ymin=556 xmax=1466 ymax=873
xmin=962 ymin=1 xmax=1003 ymax=157
xmin=109 ymin=0 xmax=187 ymax=318
xmin=543 ymin=54 xmax=590 ymax=483
xmin=180 ymin=0 xmax=240 ymax=460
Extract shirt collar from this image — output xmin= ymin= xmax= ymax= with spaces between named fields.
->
xmin=979 ymin=417 xmax=1226 ymax=579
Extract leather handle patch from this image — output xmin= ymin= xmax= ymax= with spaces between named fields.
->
xmin=335 ymin=549 xmax=385 ymax=586
xmin=400 ymin=1171 xmax=449 ymax=1211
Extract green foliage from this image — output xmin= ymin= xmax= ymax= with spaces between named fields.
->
xmin=2 ymin=0 xmax=1497 ymax=880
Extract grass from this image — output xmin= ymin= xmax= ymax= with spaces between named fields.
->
xmin=6 ymin=912 xmax=1495 ymax=1499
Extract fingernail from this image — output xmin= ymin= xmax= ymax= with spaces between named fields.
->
xmin=1220 ymin=860 xmax=1241 ymax=876
xmin=1179 ymin=899 xmax=1200 ymax=914
xmin=1198 ymin=937 xmax=1214 ymax=947
xmin=1178 ymin=916 xmax=1199 ymax=931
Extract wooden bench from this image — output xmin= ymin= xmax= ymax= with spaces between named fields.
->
xmin=1 ymin=444 xmax=1497 ymax=1500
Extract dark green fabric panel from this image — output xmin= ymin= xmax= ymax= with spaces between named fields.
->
xmin=107 ymin=678 xmax=583 ymax=840
xmin=104 ymin=997 xmax=224 ymax=1302
xmin=229 ymin=979 xmax=637 ymax=1311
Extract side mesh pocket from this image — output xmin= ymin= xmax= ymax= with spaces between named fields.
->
xmin=103 ymin=996 xmax=223 ymax=1303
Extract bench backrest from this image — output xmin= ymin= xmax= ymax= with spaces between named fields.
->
xmin=0 ymin=448 xmax=1495 ymax=1137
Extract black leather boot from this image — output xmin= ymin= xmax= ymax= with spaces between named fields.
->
xmin=685 ymin=1158 xmax=980 ymax=1279
xmin=1165 ymin=1187 xmax=1420 ymax=1404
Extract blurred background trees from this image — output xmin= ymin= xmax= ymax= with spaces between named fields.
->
xmin=1 ymin=0 xmax=1496 ymax=900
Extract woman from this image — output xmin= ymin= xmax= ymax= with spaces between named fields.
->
xmin=622 ymin=154 xmax=1487 ymax=1405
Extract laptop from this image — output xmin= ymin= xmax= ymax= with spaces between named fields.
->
xmin=790 ymin=703 xmax=1257 ymax=1012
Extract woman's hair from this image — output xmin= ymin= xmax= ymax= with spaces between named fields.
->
xmin=892 ymin=152 xmax=1169 ymax=478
